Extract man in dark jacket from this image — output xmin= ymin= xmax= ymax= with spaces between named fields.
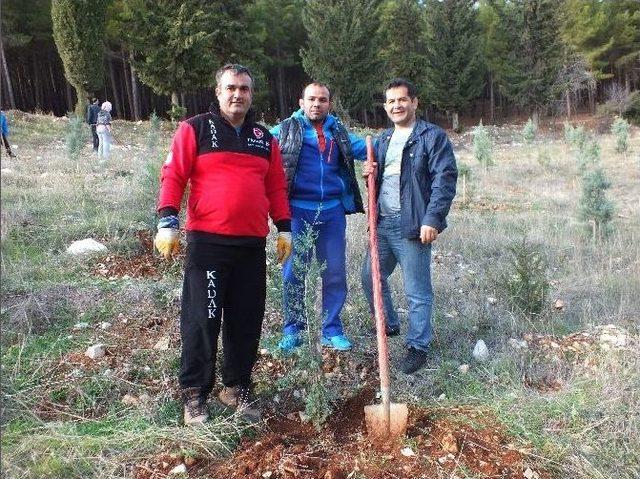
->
xmin=154 ymin=64 xmax=292 ymax=425
xmin=86 ymin=98 xmax=100 ymax=151
xmin=271 ymin=83 xmax=367 ymax=353
xmin=362 ymin=78 xmax=457 ymax=374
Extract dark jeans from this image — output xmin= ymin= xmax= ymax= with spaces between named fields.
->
xmin=90 ymin=125 xmax=98 ymax=150
xmin=179 ymin=242 xmax=266 ymax=398
xmin=361 ymin=215 xmax=434 ymax=351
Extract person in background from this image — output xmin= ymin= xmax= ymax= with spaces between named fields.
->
xmin=96 ymin=101 xmax=113 ymax=160
xmin=154 ymin=63 xmax=292 ymax=425
xmin=86 ymin=98 xmax=101 ymax=151
xmin=1 ymin=110 xmax=17 ymax=158
xmin=361 ymin=78 xmax=457 ymax=374
xmin=270 ymin=82 xmax=367 ymax=354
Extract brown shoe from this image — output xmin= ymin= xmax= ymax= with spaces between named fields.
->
xmin=218 ymin=385 xmax=261 ymax=423
xmin=182 ymin=387 xmax=209 ymax=425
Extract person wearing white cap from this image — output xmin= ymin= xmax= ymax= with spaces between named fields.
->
xmin=96 ymin=101 xmax=113 ymax=160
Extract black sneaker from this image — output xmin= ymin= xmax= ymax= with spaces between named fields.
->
xmin=400 ymin=347 xmax=429 ymax=374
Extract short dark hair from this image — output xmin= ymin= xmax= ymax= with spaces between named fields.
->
xmin=302 ymin=82 xmax=332 ymax=100
xmin=384 ymin=78 xmax=417 ymax=99
xmin=215 ymin=63 xmax=254 ymax=88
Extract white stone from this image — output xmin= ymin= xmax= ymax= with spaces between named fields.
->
xmin=100 ymin=322 xmax=112 ymax=330
xmin=66 ymin=238 xmax=107 ymax=255
xmin=508 ymin=338 xmax=528 ymax=350
xmin=122 ymin=394 xmax=139 ymax=406
xmin=154 ymin=337 xmax=170 ymax=350
xmin=262 ymin=472 xmax=273 ymax=478
xmin=73 ymin=322 xmax=90 ymax=330
xmin=487 ymin=297 xmax=497 ymax=305
xmin=1 ymin=168 xmax=14 ymax=176
xmin=85 ymin=344 xmax=105 ymax=359
xmin=437 ymin=393 xmax=446 ymax=401
xmin=458 ymin=364 xmax=470 ymax=374
xmin=400 ymin=447 xmax=416 ymax=457
xmin=472 ymin=340 xmax=489 ymax=362
xmin=168 ymin=463 xmax=187 ymax=475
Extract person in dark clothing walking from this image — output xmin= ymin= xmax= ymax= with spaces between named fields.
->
xmin=362 ymin=78 xmax=457 ymax=374
xmin=154 ymin=64 xmax=292 ymax=425
xmin=86 ymin=98 xmax=100 ymax=151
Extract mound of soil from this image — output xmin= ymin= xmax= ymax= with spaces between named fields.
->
xmin=199 ymin=389 xmax=545 ymax=479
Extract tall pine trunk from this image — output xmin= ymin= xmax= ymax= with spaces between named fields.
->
xmin=489 ymin=75 xmax=494 ymax=124
xmin=108 ymin=57 xmax=122 ymax=116
xmin=0 ymin=41 xmax=16 ymax=109
xmin=129 ymin=52 xmax=140 ymax=120
xmin=121 ymin=49 xmax=132 ymax=118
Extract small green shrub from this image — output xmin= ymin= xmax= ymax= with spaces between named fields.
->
xmin=499 ymin=238 xmax=549 ymax=317
xmin=522 ymin=118 xmax=537 ymax=144
xmin=564 ymin=122 xmax=587 ymax=152
xmin=147 ymin=111 xmax=161 ymax=155
xmin=472 ymin=121 xmax=493 ymax=169
xmin=168 ymin=104 xmax=187 ymax=122
xmin=611 ymin=116 xmax=630 ymax=154
xmin=537 ymin=148 xmax=551 ymax=169
xmin=577 ymin=139 xmax=601 ymax=171
xmin=579 ymin=168 xmax=615 ymax=240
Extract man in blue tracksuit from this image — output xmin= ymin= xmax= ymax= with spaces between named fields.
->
xmin=271 ymin=82 xmax=367 ymax=353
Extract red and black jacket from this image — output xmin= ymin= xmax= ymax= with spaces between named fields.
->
xmin=157 ymin=105 xmax=291 ymax=246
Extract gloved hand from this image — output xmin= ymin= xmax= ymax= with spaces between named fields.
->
xmin=154 ymin=215 xmax=180 ymax=259
xmin=276 ymin=232 xmax=292 ymax=264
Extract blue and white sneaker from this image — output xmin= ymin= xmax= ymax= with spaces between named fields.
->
xmin=321 ymin=334 xmax=353 ymax=351
xmin=278 ymin=333 xmax=301 ymax=354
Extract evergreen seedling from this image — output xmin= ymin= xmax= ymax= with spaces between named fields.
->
xmin=577 ymin=139 xmax=600 ymax=172
xmin=147 ymin=112 xmax=161 ymax=155
xmin=472 ymin=121 xmax=493 ymax=170
xmin=522 ymin=118 xmax=537 ymax=144
xmin=564 ymin=122 xmax=587 ymax=152
xmin=500 ymin=238 xmax=549 ymax=317
xmin=284 ymin=216 xmax=332 ymax=429
xmin=579 ymin=168 xmax=615 ymax=241
xmin=611 ymin=116 xmax=630 ymax=154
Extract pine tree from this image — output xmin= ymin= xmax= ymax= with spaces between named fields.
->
xmin=121 ymin=0 xmax=251 ymax=110
xmin=563 ymin=0 xmax=640 ymax=82
xmin=301 ymin=0 xmax=381 ymax=123
xmin=424 ymin=0 xmax=484 ymax=131
xmin=492 ymin=0 xmax=565 ymax=122
xmin=377 ymin=0 xmax=429 ymax=93
xmin=51 ymin=0 xmax=108 ymax=116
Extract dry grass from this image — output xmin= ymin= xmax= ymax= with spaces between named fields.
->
xmin=1 ymin=111 xmax=639 ymax=478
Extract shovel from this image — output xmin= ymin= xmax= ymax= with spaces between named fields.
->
xmin=363 ymin=135 xmax=409 ymax=440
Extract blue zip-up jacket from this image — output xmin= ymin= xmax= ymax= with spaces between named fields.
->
xmin=271 ymin=109 xmax=367 ymax=212
xmin=374 ymin=119 xmax=457 ymax=237
xmin=1 ymin=112 xmax=8 ymax=136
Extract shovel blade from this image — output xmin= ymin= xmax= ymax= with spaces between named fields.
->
xmin=364 ymin=403 xmax=409 ymax=440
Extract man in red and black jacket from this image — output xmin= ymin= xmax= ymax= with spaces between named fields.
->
xmin=154 ymin=64 xmax=292 ymax=425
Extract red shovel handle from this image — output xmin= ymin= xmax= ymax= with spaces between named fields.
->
xmin=366 ymin=136 xmax=391 ymax=420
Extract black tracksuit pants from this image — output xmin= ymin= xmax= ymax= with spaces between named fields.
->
xmin=179 ymin=242 xmax=266 ymax=399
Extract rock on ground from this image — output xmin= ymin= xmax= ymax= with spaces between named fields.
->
xmin=66 ymin=238 xmax=107 ymax=255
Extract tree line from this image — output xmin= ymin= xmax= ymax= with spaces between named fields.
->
xmin=1 ymin=0 xmax=639 ymax=127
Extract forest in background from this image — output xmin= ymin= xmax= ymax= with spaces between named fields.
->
xmin=1 ymin=0 xmax=639 ymax=127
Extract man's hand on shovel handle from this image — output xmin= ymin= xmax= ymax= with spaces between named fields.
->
xmin=420 ymin=225 xmax=438 ymax=244
xmin=362 ymin=161 xmax=377 ymax=177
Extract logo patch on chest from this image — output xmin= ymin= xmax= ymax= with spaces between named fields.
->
xmin=253 ymin=127 xmax=264 ymax=139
